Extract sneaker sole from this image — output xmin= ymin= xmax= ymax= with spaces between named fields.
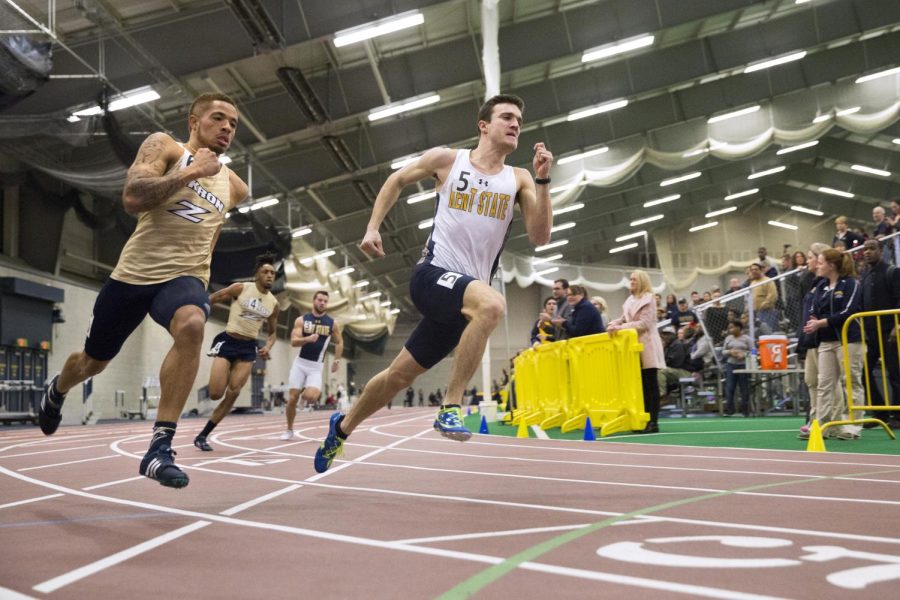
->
xmin=148 ymin=474 xmax=190 ymax=489
xmin=435 ymin=428 xmax=472 ymax=442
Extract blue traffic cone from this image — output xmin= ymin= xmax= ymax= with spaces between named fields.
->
xmin=479 ymin=415 xmax=489 ymax=434
xmin=466 ymin=406 xmax=471 ymax=416
xmin=583 ymin=416 xmax=596 ymax=441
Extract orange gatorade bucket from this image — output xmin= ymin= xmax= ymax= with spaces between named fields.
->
xmin=758 ymin=335 xmax=788 ymax=370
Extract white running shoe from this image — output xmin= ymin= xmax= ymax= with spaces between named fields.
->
xmin=279 ymin=430 xmax=294 ymax=441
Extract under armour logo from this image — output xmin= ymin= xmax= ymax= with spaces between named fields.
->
xmin=477 ymin=178 xmax=488 ymax=186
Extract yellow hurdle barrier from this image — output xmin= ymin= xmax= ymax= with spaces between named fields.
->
xmin=830 ymin=309 xmax=900 ymax=440
xmin=563 ymin=329 xmax=648 ymax=436
xmin=533 ymin=340 xmax=571 ymax=429
xmin=512 ymin=348 xmax=542 ymax=425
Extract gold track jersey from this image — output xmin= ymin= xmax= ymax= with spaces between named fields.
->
xmin=112 ymin=147 xmax=233 ymax=287
xmin=226 ymin=283 xmax=277 ymax=339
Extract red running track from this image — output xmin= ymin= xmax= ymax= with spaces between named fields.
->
xmin=2 ymin=407 xmax=900 ymax=599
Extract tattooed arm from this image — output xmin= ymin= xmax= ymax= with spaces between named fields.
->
xmin=122 ymin=133 xmax=222 ymax=214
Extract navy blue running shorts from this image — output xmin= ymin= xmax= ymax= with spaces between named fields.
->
xmin=404 ymin=263 xmax=476 ymax=369
xmin=84 ymin=276 xmax=210 ymax=361
xmin=208 ymin=331 xmax=258 ymax=363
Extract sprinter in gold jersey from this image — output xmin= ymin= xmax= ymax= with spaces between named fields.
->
xmin=38 ymin=93 xmax=249 ymax=488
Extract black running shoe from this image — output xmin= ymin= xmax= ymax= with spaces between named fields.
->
xmin=38 ymin=375 xmax=65 ymax=436
xmin=139 ymin=445 xmax=189 ymax=488
xmin=193 ymin=436 xmax=213 ymax=451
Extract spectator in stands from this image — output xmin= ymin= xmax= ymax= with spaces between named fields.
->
xmin=860 ymin=239 xmax=900 ymax=427
xmin=404 ymin=387 xmax=414 ymax=407
xmin=757 ymin=247 xmax=778 ymax=278
xmin=531 ymin=296 xmax=557 ymax=346
xmin=796 ymin=243 xmax=830 ymax=435
xmin=672 ymin=297 xmax=698 ymax=330
xmin=704 ymin=291 xmax=729 ymax=345
xmin=748 ymin=262 xmax=779 ymax=332
xmin=654 ymin=293 xmax=663 ymax=308
xmin=607 ymin=270 xmax=665 ymax=434
xmin=833 ymin=215 xmax=864 ymax=251
xmin=782 ymin=252 xmax=806 ymax=332
xmin=658 ymin=326 xmax=691 ymax=402
xmin=546 ymin=278 xmax=573 ymax=341
xmin=801 ymin=248 xmax=863 ymax=440
xmin=886 ymin=199 xmax=900 ymax=229
xmin=724 ymin=276 xmax=746 ymax=316
xmin=723 ymin=319 xmax=753 ymax=416
xmin=418 ymin=389 xmax=424 ymax=407
xmin=690 ymin=291 xmax=701 ymax=307
xmin=563 ymin=285 xmax=604 ymax=338
xmin=872 ymin=206 xmax=895 ymax=240
xmin=590 ymin=296 xmax=609 ymax=330
xmin=689 ymin=327 xmax=714 ymax=373
xmin=664 ymin=294 xmax=678 ymax=324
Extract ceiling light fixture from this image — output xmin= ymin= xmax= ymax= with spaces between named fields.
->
xmin=405 ymin=191 xmax=434 ymax=204
xmin=630 ymin=214 xmax=664 ymax=226
xmin=705 ymin=206 xmax=737 ymax=218
xmin=380 ymin=300 xmax=392 ymax=307
xmin=609 ymin=242 xmax=638 ymax=254
xmin=249 ymin=195 xmax=279 ymax=210
xmin=532 ymin=253 xmax=563 ymax=265
xmin=331 ymin=267 xmax=355 ymax=278
xmin=708 ymin=105 xmax=761 ymax=124
xmin=534 ymin=267 xmax=559 ymax=277
xmin=689 ymin=222 xmax=719 ymax=232
xmin=549 ymin=183 xmax=576 ymax=194
xmin=535 ymin=239 xmax=569 ymax=252
xmin=855 ymin=66 xmax=900 ymax=84
xmin=582 ymin=34 xmax=654 ymax=63
xmin=615 ymin=230 xmax=646 ymax=242
xmin=567 ymin=99 xmax=629 ymax=122
xmin=743 ymin=51 xmax=807 ymax=73
xmin=812 ymin=114 xmax=831 ymax=124
xmin=391 ymin=153 xmax=424 ymax=170
xmin=70 ymin=86 xmax=160 ymax=118
xmin=776 ymin=140 xmax=818 ymax=155
xmin=835 ymin=106 xmax=860 ymax=117
xmin=333 ymin=10 xmax=424 ymax=47
xmin=360 ymin=291 xmax=382 ymax=300
xmin=660 ymin=172 xmax=701 ymax=187
xmin=368 ymin=93 xmax=440 ymax=121
xmin=643 ymin=194 xmax=680 ymax=208
xmin=790 ymin=205 xmax=824 ymax=216
xmin=300 ymin=249 xmax=336 ymax=266
xmin=291 ymin=226 xmax=312 ymax=238
xmin=851 ymin=164 xmax=891 ymax=177
xmin=893 ymin=138 xmax=900 ymax=145
xmin=418 ymin=218 xmax=434 ymax=229
xmin=550 ymin=221 xmax=576 ymax=233
xmin=683 ymin=147 xmax=709 ymax=158
xmin=388 ymin=308 xmax=400 ymax=315
xmin=352 ymin=280 xmax=370 ymax=288
xmin=724 ymin=188 xmax=759 ymax=201
xmin=552 ymin=203 xmax=584 ymax=216
xmin=557 ymin=147 xmax=609 ymax=165
xmin=818 ymin=186 xmax=855 ymax=198
xmin=768 ymin=220 xmax=798 ymax=230
xmin=747 ymin=166 xmax=786 ymax=179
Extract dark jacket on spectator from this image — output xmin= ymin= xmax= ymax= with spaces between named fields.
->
xmin=833 ymin=230 xmax=865 ymax=250
xmin=664 ymin=339 xmax=691 ymax=370
xmin=809 ymin=276 xmax=862 ymax=344
xmin=860 ymin=260 xmax=900 ymax=335
xmin=565 ymin=297 xmax=605 ymax=338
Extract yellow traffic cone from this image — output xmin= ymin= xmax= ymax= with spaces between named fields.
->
xmin=806 ymin=419 xmax=826 ymax=453
xmin=516 ymin=416 xmax=530 ymax=438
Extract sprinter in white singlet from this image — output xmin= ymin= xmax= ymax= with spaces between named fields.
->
xmin=314 ymin=94 xmax=554 ymax=473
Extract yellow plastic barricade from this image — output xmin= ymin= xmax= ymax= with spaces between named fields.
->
xmin=564 ymin=329 xmax=647 ymax=436
xmin=512 ymin=348 xmax=542 ymax=425
xmin=533 ymin=340 xmax=570 ymax=429
xmin=830 ymin=309 xmax=900 ymax=440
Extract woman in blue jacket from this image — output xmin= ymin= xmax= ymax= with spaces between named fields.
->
xmin=802 ymin=248 xmax=863 ymax=440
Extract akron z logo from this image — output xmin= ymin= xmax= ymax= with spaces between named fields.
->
xmin=436 ymin=272 xmax=463 ymax=289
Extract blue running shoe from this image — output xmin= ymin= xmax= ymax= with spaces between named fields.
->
xmin=313 ymin=412 xmax=346 ymax=473
xmin=38 ymin=375 xmax=65 ymax=436
xmin=434 ymin=405 xmax=471 ymax=442
xmin=139 ymin=445 xmax=189 ymax=488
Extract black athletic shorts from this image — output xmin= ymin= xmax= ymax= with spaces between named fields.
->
xmin=208 ymin=331 xmax=258 ymax=363
xmin=404 ymin=263 xmax=475 ymax=369
xmin=84 ymin=276 xmax=210 ymax=361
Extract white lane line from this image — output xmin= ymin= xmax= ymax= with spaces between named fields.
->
xmin=395 ymin=523 xmax=590 ymax=544
xmin=17 ymin=455 xmax=120 ymax=472
xmin=32 ymin=521 xmax=212 ymax=593
xmin=220 ymin=484 xmax=302 ymax=516
xmin=0 ymin=584 xmax=38 ymax=599
xmin=0 ymin=494 xmax=64 ymax=510
xmin=531 ymin=425 xmax=549 ymax=439
xmin=519 ymin=561 xmax=789 ymax=600
xmin=82 ymin=476 xmax=144 ymax=491
xmin=0 ymin=444 xmax=110 ymax=459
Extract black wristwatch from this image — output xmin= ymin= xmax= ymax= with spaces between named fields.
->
xmin=535 ymin=177 xmax=551 ymax=185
